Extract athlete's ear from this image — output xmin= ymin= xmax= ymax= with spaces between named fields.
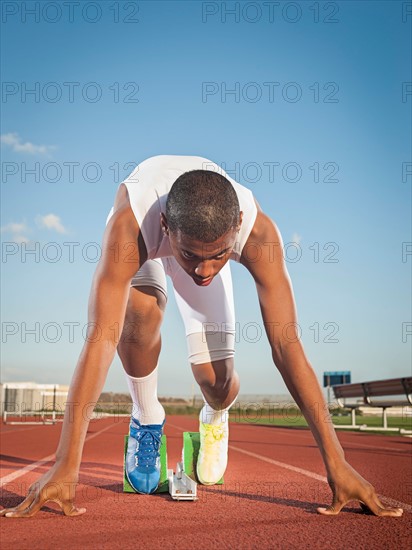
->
xmin=237 ymin=211 xmax=243 ymax=232
xmin=160 ymin=213 xmax=169 ymax=235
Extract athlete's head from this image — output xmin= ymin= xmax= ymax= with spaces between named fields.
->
xmin=161 ymin=170 xmax=243 ymax=286
xmin=166 ymin=170 xmax=240 ymax=241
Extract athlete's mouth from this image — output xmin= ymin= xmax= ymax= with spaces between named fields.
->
xmin=193 ymin=276 xmax=213 ymax=286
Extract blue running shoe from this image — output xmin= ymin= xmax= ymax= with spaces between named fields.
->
xmin=125 ymin=417 xmax=165 ymax=494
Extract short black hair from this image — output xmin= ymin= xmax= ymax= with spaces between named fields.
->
xmin=166 ymin=170 xmax=240 ymax=242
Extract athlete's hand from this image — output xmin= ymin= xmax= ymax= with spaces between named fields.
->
xmin=0 ymin=464 xmax=86 ymax=518
xmin=317 ymin=461 xmax=403 ymax=517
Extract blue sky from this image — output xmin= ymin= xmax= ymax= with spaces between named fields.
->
xmin=1 ymin=0 xmax=411 ymax=397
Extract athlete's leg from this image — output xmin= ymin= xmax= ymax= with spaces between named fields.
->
xmin=118 ymin=284 xmax=166 ymax=377
xmin=117 ymin=259 xmax=168 ymax=494
xmin=117 ymin=259 xmax=167 ymax=424
xmin=164 ymin=257 xmax=239 ymax=407
xmin=106 ymin=205 xmax=168 ymax=492
xmin=164 ymin=257 xmax=238 ymax=483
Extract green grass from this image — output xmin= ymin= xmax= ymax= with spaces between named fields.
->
xmin=228 ymin=412 xmax=412 ymax=434
xmin=92 ymin=403 xmax=412 ymax=435
xmin=331 ymin=414 xmax=412 ymax=430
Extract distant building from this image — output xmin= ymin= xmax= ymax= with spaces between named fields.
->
xmin=0 ymin=382 xmax=69 ymax=415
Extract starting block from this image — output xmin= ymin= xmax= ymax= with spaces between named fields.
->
xmin=123 ymin=430 xmax=223 ymax=499
xmin=123 ymin=435 xmax=169 ymax=493
xmin=168 ymin=461 xmax=198 ymax=500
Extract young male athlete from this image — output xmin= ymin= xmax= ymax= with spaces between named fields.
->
xmin=1 ymin=155 xmax=403 ymax=517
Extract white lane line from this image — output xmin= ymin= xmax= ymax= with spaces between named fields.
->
xmin=237 ymin=426 xmax=412 ymax=454
xmin=228 ymin=444 xmax=412 ymax=513
xmin=232 ymin=423 xmax=412 ymax=453
xmin=0 ymin=453 xmax=56 ymax=486
xmin=0 ymin=422 xmax=114 ymax=486
xmin=228 ymin=444 xmax=328 ymax=482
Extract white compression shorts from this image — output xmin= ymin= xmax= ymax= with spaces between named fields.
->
xmin=130 ymin=257 xmax=236 ymax=366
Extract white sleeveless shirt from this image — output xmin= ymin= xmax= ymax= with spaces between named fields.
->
xmin=115 ymin=155 xmax=257 ymax=263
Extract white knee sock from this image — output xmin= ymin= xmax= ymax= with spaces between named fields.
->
xmin=124 ymin=366 xmax=165 ymax=425
xmin=200 ymin=393 xmax=238 ymax=425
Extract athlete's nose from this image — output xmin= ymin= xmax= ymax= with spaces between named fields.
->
xmin=195 ymin=262 xmax=213 ymax=279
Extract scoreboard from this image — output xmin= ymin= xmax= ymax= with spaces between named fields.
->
xmin=323 ymin=371 xmax=351 ymax=387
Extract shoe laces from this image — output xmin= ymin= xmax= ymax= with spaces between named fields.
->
xmin=202 ymin=423 xmax=225 ymax=445
xmin=134 ymin=426 xmax=162 ymax=468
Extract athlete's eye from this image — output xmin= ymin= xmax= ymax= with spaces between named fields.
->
xmin=182 ymin=251 xmax=195 ymax=260
xmin=214 ymin=249 xmax=231 ymax=260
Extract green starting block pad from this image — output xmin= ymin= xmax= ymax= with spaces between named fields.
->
xmin=183 ymin=432 xmax=224 ymax=485
xmin=123 ymin=434 xmax=169 ymax=493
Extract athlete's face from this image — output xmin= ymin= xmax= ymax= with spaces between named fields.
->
xmin=161 ymin=214 xmax=242 ymax=286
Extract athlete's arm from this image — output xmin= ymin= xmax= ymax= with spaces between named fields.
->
xmin=55 ymin=203 xmax=144 ymax=469
xmin=240 ymin=208 xmax=402 ymax=517
xmin=1 ymin=203 xmax=145 ymax=518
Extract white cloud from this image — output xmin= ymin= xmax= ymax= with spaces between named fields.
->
xmin=12 ymin=234 xmax=30 ymax=244
xmin=1 ymin=133 xmax=56 ymax=156
xmin=36 ymin=213 xmax=67 ymax=234
xmin=1 ymin=215 xmax=68 ymax=242
xmin=291 ymin=232 xmax=302 ymax=246
xmin=1 ymin=222 xmax=28 ymax=234
xmin=1 ymin=221 xmax=30 ymax=243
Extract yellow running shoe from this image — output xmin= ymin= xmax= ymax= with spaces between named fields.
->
xmin=196 ymin=418 xmax=229 ymax=485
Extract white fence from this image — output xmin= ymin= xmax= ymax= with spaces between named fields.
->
xmin=0 ymin=382 xmax=69 ymax=419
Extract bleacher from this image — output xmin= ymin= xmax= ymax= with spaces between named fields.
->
xmin=332 ymin=376 xmax=412 ymax=434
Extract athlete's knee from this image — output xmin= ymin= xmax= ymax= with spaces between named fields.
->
xmin=192 ymin=358 xmax=237 ymax=399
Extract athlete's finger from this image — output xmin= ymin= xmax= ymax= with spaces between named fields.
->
xmin=317 ymin=495 xmax=345 ymax=515
xmin=0 ymin=507 xmax=17 ymax=517
xmin=60 ymin=499 xmax=86 ymax=517
xmin=374 ymin=493 xmax=403 ymax=516
xmin=1 ymin=488 xmax=37 ymax=517
xmin=4 ymin=492 xmax=45 ymax=518
xmin=360 ymin=494 xmax=403 ymax=517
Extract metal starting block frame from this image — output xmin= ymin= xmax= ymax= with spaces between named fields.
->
xmin=123 ymin=430 xmax=223 ymax=500
xmin=168 ymin=461 xmax=198 ymax=501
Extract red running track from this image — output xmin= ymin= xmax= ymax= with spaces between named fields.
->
xmin=1 ymin=416 xmax=411 ymax=549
